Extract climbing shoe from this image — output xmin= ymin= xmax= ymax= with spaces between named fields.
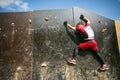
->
xmin=68 ymin=58 xmax=77 ymax=65
xmin=100 ymin=64 xmax=109 ymax=71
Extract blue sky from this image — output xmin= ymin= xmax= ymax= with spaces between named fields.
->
xmin=0 ymin=0 xmax=120 ymax=20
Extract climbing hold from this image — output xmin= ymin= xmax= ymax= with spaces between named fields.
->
xmin=41 ymin=63 xmax=47 ymax=67
xmin=44 ymin=17 xmax=49 ymax=21
xmin=11 ymin=22 xmax=15 ymax=27
xmin=16 ymin=66 xmax=22 ymax=72
xmin=15 ymin=66 xmax=23 ymax=80
xmin=98 ymin=21 xmax=101 ymax=23
xmin=102 ymin=28 xmax=107 ymax=32
xmin=29 ymin=19 xmax=32 ymax=24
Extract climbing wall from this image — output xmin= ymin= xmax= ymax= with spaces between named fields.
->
xmin=0 ymin=7 xmax=120 ymax=80
xmin=0 ymin=12 xmax=32 ymax=80
xmin=32 ymin=7 xmax=120 ymax=80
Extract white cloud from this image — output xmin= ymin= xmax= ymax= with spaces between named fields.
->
xmin=0 ymin=0 xmax=29 ymax=11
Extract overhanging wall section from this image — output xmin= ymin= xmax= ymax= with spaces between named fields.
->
xmin=73 ymin=7 xmax=120 ymax=80
xmin=32 ymin=7 xmax=120 ymax=80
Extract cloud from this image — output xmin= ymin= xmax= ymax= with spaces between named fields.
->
xmin=0 ymin=0 xmax=29 ymax=11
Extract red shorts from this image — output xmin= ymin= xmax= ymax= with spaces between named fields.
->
xmin=79 ymin=39 xmax=98 ymax=52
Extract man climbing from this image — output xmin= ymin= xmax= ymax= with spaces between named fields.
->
xmin=64 ymin=14 xmax=109 ymax=71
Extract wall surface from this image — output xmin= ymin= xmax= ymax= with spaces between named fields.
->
xmin=0 ymin=7 xmax=120 ymax=80
xmin=0 ymin=12 xmax=32 ymax=80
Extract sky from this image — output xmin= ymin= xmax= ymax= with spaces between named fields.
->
xmin=0 ymin=0 xmax=120 ymax=20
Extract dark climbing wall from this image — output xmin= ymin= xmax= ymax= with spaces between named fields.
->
xmin=0 ymin=7 xmax=120 ymax=80
xmin=32 ymin=7 xmax=120 ymax=80
xmin=33 ymin=7 xmax=119 ymax=80
xmin=0 ymin=12 xmax=32 ymax=80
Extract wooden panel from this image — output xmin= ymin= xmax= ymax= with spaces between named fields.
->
xmin=115 ymin=20 xmax=120 ymax=54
